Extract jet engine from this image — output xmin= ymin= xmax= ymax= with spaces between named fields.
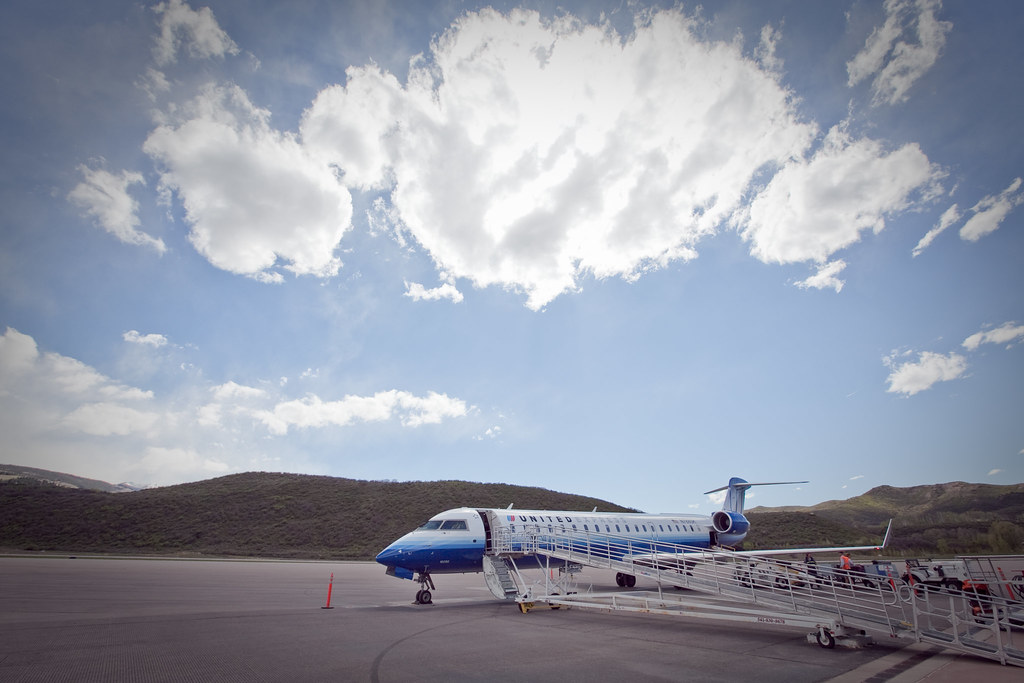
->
xmin=712 ymin=510 xmax=750 ymax=536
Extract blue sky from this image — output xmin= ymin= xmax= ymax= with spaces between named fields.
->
xmin=1 ymin=0 xmax=1021 ymax=514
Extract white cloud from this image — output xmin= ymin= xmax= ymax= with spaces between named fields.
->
xmin=912 ymin=203 xmax=960 ymax=256
xmin=884 ymin=350 xmax=967 ymax=395
xmin=131 ymin=6 xmax=949 ymax=308
xmin=796 ymin=260 xmax=847 ymax=293
xmin=988 ymin=468 xmax=1002 ymax=476
xmin=255 ymin=390 xmax=468 ymax=435
xmin=0 ymin=327 xmax=153 ymax=402
xmin=1 ymin=328 xmax=472 ymax=485
xmin=404 ymin=280 xmax=464 ymax=303
xmin=143 ymin=84 xmax=353 ymax=281
xmin=706 ymin=490 xmax=727 ymax=506
xmin=302 ymin=8 xmax=820 ymax=309
xmin=152 ymin=0 xmax=239 ymax=66
xmin=847 ymin=0 xmax=952 ymax=106
xmin=68 ymin=166 xmax=166 ymax=253
xmin=962 ymin=322 xmax=1024 ymax=351
xmin=124 ymin=330 xmax=168 ymax=348
xmin=0 ymin=326 xmax=163 ymax=472
xmin=199 ymin=381 xmax=268 ymax=427
xmin=741 ymin=125 xmax=940 ymax=284
xmin=959 ymin=177 xmax=1024 ymax=242
xmin=754 ymin=24 xmax=783 ymax=73
xmin=211 ymin=380 xmax=267 ymax=401
xmin=850 ymin=474 xmax=865 ymax=480
xmin=139 ymin=446 xmax=230 ymax=482
xmin=62 ymin=402 xmax=160 ymax=436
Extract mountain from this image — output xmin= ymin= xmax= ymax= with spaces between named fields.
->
xmin=0 ymin=469 xmax=637 ymax=559
xmin=2 ymin=468 xmax=1021 ymax=559
xmin=744 ymin=481 xmax=1024 ymax=555
xmin=0 ymin=464 xmax=143 ymax=493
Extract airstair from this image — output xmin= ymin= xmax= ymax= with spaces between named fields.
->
xmin=486 ymin=527 xmax=1024 ymax=667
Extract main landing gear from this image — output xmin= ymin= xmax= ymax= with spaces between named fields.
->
xmin=414 ymin=572 xmax=436 ymax=605
xmin=615 ymin=572 xmax=636 ymax=588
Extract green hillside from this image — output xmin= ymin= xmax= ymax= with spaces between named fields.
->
xmin=745 ymin=481 xmax=1024 ymax=556
xmin=3 ymin=468 xmax=1022 ymax=559
xmin=0 ymin=471 xmax=637 ymax=559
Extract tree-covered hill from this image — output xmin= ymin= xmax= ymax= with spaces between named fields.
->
xmin=3 ymin=467 xmax=1022 ymax=559
xmin=0 ymin=471 xmax=637 ymax=559
xmin=745 ymin=481 xmax=1024 ymax=556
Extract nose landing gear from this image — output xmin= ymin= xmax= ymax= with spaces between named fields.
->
xmin=414 ymin=573 xmax=436 ymax=604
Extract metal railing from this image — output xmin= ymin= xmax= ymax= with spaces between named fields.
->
xmin=492 ymin=526 xmax=1023 ymax=666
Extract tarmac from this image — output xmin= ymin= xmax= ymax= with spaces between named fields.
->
xmin=0 ymin=556 xmax=1019 ymax=682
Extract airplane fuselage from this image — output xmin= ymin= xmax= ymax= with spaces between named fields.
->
xmin=375 ymin=505 xmax=748 ymax=579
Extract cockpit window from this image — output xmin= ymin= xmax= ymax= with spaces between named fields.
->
xmin=439 ymin=520 xmax=468 ymax=530
xmin=417 ymin=520 xmax=442 ymax=530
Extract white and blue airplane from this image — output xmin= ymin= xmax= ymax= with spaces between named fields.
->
xmin=375 ymin=476 xmax=890 ymax=604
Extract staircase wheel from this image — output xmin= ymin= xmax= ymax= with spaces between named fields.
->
xmin=615 ymin=573 xmax=625 ymax=587
xmin=816 ymin=630 xmax=836 ymax=649
xmin=625 ymin=574 xmax=636 ymax=588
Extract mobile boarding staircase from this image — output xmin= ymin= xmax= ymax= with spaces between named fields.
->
xmin=483 ymin=527 xmax=1024 ymax=667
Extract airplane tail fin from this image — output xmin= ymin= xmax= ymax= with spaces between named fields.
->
xmin=704 ymin=477 xmax=809 ymax=514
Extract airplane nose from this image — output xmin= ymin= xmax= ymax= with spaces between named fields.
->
xmin=375 ymin=545 xmax=402 ymax=566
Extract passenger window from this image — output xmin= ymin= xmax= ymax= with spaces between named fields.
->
xmin=583 ymin=524 xmax=589 ymax=531
xmin=659 ymin=525 xmax=664 ymax=531
xmin=625 ymin=524 xmax=631 ymax=532
xmin=616 ymin=525 xmax=621 ymax=532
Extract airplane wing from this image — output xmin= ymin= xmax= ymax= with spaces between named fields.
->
xmin=728 ymin=519 xmax=893 ymax=557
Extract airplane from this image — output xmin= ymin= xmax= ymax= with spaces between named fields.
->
xmin=375 ymin=476 xmax=891 ymax=604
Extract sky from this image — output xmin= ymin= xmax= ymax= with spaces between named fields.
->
xmin=1 ymin=0 xmax=1022 ymax=515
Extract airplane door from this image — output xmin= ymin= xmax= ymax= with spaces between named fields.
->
xmin=476 ymin=510 xmax=493 ymax=553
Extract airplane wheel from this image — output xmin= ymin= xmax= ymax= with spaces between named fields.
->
xmin=419 ymin=589 xmax=432 ymax=604
xmin=816 ymin=630 xmax=836 ymax=649
xmin=415 ymin=589 xmax=424 ymax=603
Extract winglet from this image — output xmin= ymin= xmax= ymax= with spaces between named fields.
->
xmin=879 ymin=519 xmax=893 ymax=549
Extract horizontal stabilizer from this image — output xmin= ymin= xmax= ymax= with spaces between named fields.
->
xmin=703 ymin=480 xmax=808 ymax=495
